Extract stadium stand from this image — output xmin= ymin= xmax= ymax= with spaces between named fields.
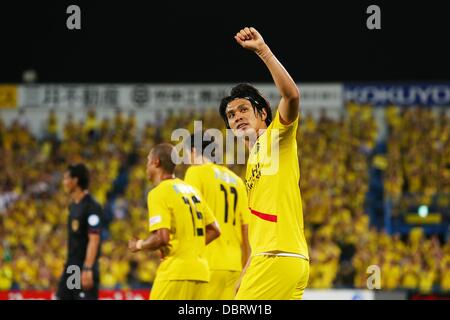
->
xmin=0 ymin=104 xmax=449 ymax=295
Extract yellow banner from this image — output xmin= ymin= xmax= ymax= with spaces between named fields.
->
xmin=0 ymin=85 xmax=17 ymax=108
xmin=406 ymin=213 xmax=442 ymax=225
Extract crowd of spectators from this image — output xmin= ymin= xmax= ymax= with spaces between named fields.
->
xmin=0 ymin=104 xmax=449 ymax=293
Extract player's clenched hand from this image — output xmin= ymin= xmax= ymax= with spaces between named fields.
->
xmin=234 ymin=27 xmax=266 ymax=53
xmin=128 ymin=237 xmax=141 ymax=253
xmin=159 ymin=245 xmax=170 ymax=260
xmin=81 ymin=270 xmax=94 ymax=290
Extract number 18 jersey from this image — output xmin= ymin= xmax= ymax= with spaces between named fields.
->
xmin=147 ymin=178 xmax=216 ymax=282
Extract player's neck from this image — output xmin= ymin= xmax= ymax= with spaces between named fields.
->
xmin=71 ymin=189 xmax=88 ymax=204
xmin=199 ymin=156 xmax=211 ymax=164
xmin=245 ymin=133 xmax=259 ymax=150
xmin=245 ymin=124 xmax=267 ymax=150
xmin=245 ymin=138 xmax=252 ymax=150
xmin=154 ymin=172 xmax=175 ymax=186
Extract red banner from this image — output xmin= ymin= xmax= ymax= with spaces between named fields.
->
xmin=0 ymin=290 xmax=150 ymax=300
xmin=409 ymin=293 xmax=450 ymax=300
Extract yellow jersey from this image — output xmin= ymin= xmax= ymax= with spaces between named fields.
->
xmin=245 ymin=110 xmax=309 ymax=259
xmin=84 ymin=115 xmax=98 ymax=132
xmin=185 ymin=163 xmax=250 ymax=271
xmin=147 ymin=178 xmax=216 ymax=281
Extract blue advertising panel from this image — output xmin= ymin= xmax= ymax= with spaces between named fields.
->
xmin=344 ymin=83 xmax=450 ymax=106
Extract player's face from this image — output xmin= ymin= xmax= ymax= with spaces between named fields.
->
xmin=63 ymin=171 xmax=76 ymax=193
xmin=225 ymin=98 xmax=267 ymax=138
xmin=146 ymin=150 xmax=157 ymax=181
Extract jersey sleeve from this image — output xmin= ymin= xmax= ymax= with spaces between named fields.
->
xmin=184 ymin=166 xmax=203 ymax=195
xmin=147 ymin=189 xmax=171 ymax=232
xmin=270 ymin=110 xmax=299 ymax=141
xmin=85 ymin=201 xmax=103 ymax=235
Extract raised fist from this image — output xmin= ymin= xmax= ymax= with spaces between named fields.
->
xmin=234 ymin=27 xmax=266 ymax=53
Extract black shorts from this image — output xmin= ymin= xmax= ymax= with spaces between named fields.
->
xmin=56 ymin=265 xmax=100 ymax=300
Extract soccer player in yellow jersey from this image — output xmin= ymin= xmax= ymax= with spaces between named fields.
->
xmin=218 ymin=27 xmax=310 ymax=300
xmin=128 ymin=143 xmax=221 ymax=300
xmin=184 ymin=133 xmax=251 ymax=299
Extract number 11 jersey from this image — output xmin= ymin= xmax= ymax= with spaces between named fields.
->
xmin=185 ymin=164 xmax=250 ymax=272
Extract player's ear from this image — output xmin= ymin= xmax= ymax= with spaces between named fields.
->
xmin=260 ymin=108 xmax=267 ymax=122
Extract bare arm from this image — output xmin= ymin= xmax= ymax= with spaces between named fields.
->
xmin=234 ymin=255 xmax=252 ymax=297
xmin=235 ymin=27 xmax=300 ymax=125
xmin=81 ymin=233 xmax=100 ymax=290
xmin=205 ymin=221 xmax=221 ymax=245
xmin=234 ymin=224 xmax=251 ymax=296
xmin=128 ymin=228 xmax=170 ymax=253
xmin=241 ymin=224 xmax=251 ymax=267
xmin=84 ymin=233 xmax=100 ymax=268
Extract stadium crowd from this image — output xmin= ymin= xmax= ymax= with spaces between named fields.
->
xmin=0 ymin=104 xmax=449 ymax=293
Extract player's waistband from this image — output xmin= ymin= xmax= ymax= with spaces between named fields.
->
xmin=255 ymin=251 xmax=309 ymax=261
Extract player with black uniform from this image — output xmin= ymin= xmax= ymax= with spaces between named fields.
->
xmin=56 ymin=163 xmax=103 ymax=300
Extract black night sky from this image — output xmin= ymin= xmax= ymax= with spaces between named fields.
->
xmin=1 ymin=0 xmax=449 ymax=83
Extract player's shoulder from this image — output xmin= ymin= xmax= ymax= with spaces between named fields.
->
xmin=82 ymin=194 xmax=103 ymax=219
xmin=84 ymin=193 xmax=102 ymax=210
xmin=171 ymin=178 xmax=202 ymax=199
xmin=149 ymin=179 xmax=177 ymax=196
xmin=166 ymin=178 xmax=199 ymax=196
xmin=185 ymin=164 xmax=199 ymax=177
xmin=180 ymin=179 xmax=201 ymax=195
xmin=148 ymin=179 xmax=185 ymax=206
xmin=218 ymin=164 xmax=245 ymax=185
xmin=221 ymin=165 xmax=239 ymax=178
xmin=187 ymin=163 xmax=214 ymax=176
xmin=269 ymin=109 xmax=299 ymax=131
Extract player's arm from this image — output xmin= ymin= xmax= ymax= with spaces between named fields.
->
xmin=205 ymin=221 xmax=221 ymax=245
xmin=202 ymin=200 xmax=221 ymax=245
xmin=235 ymin=256 xmax=252 ymax=297
xmin=238 ymin=183 xmax=251 ymax=267
xmin=83 ymin=233 xmax=100 ymax=268
xmin=129 ymin=190 xmax=171 ymax=254
xmin=82 ymin=208 xmax=102 ymax=290
xmin=81 ymin=233 xmax=100 ymax=290
xmin=241 ymin=224 xmax=251 ymax=267
xmin=235 ymin=27 xmax=300 ymax=125
xmin=128 ymin=228 xmax=170 ymax=252
xmin=235 ymin=196 xmax=253 ymax=295
xmin=184 ymin=167 xmax=203 ymax=194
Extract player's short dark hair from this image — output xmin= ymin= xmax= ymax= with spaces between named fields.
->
xmin=67 ymin=163 xmax=90 ymax=190
xmin=219 ymin=83 xmax=272 ymax=128
xmin=151 ymin=143 xmax=177 ymax=174
xmin=187 ymin=132 xmax=217 ymax=161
